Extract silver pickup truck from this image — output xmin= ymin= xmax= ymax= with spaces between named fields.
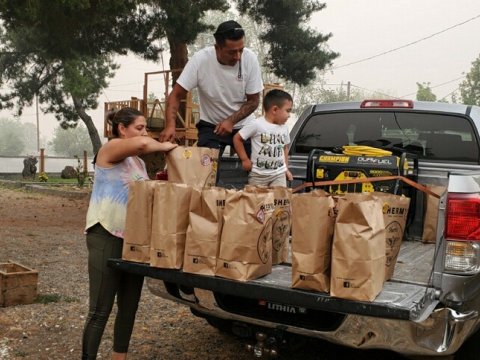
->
xmin=110 ymin=100 xmax=480 ymax=359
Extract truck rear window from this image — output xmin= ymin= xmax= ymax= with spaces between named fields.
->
xmin=293 ymin=111 xmax=479 ymax=163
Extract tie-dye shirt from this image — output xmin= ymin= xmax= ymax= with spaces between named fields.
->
xmin=85 ymin=156 xmax=149 ymax=238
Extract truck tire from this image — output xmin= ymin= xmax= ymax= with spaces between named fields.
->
xmin=454 ymin=328 xmax=480 ymax=360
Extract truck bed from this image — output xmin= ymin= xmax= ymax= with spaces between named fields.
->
xmin=108 ymin=241 xmax=437 ymax=323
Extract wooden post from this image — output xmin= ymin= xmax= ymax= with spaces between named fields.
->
xmin=39 ymin=148 xmax=45 ymax=174
xmin=83 ymin=151 xmax=88 ymax=174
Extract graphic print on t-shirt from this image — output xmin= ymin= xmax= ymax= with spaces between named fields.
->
xmin=256 ymin=132 xmax=288 ymax=170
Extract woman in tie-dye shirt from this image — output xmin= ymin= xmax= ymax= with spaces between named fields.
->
xmin=82 ymin=107 xmax=177 ymax=360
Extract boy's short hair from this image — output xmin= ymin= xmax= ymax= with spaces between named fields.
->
xmin=263 ymin=89 xmax=293 ymax=111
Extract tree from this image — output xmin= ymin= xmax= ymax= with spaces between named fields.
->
xmin=152 ymin=0 xmax=228 ymax=83
xmin=0 ymin=118 xmax=25 ymax=155
xmin=1 ymin=0 xmax=337 ymax=157
xmin=459 ymin=55 xmax=480 ymax=105
xmin=152 ymin=0 xmax=338 ymax=86
xmin=0 ymin=1 xmax=161 ymax=154
xmin=238 ymin=0 xmax=338 ymax=86
xmin=416 ymin=82 xmax=437 ymax=101
xmin=48 ymin=125 xmax=94 ymax=158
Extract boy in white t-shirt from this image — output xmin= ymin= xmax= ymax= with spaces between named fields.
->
xmin=233 ymin=89 xmax=294 ymax=187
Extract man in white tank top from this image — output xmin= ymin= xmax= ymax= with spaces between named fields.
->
xmin=160 ymin=20 xmax=264 ymax=157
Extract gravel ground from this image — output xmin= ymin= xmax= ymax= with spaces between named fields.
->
xmin=0 ymin=185 xmax=406 ymax=360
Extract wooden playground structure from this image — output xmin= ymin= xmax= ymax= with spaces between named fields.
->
xmin=103 ymin=69 xmax=283 ymax=145
xmin=103 ymin=69 xmax=200 ymax=145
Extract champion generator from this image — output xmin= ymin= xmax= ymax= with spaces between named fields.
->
xmin=305 ymin=146 xmax=416 ymax=195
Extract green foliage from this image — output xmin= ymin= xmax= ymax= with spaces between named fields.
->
xmin=38 ymin=172 xmax=48 ymax=182
xmin=0 ymin=117 xmax=25 ymax=155
xmin=159 ymin=0 xmax=337 ymax=86
xmin=0 ymin=1 xmax=162 ymax=153
xmin=35 ymin=293 xmax=61 ymax=304
xmin=237 ymin=0 xmax=338 ymax=86
xmin=416 ymin=82 xmax=437 ymax=102
xmin=460 ymin=55 xmax=480 ymax=106
xmin=48 ymin=124 xmax=93 ymax=157
xmin=153 ymin=0 xmax=228 ymax=44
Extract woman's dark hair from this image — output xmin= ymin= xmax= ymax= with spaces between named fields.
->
xmin=106 ymin=107 xmax=143 ymax=137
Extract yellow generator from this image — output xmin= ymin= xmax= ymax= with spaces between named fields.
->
xmin=306 ymin=147 xmax=411 ymax=195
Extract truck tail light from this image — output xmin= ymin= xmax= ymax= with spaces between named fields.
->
xmin=446 ymin=193 xmax=480 ymax=240
xmin=360 ymin=100 xmax=413 ymax=108
xmin=445 ymin=193 xmax=480 ymax=274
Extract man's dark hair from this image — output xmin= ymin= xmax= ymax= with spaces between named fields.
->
xmin=214 ymin=20 xmax=245 ymax=46
xmin=263 ymin=89 xmax=293 ymax=111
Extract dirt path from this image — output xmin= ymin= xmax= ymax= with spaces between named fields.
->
xmin=0 ymin=186 xmax=405 ymax=359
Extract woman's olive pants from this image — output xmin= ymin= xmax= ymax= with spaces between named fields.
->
xmin=82 ymin=224 xmax=144 ymax=359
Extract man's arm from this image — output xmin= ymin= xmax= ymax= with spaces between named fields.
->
xmin=159 ymin=83 xmax=188 ymax=142
xmin=214 ymin=92 xmax=261 ymax=136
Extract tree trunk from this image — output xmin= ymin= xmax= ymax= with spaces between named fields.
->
xmin=72 ymin=96 xmax=102 ymax=154
xmin=167 ymin=37 xmax=188 ymax=84
xmin=167 ymin=37 xmax=188 ymax=128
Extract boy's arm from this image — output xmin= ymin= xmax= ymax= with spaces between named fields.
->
xmin=284 ymin=144 xmax=293 ymax=181
xmin=233 ymin=133 xmax=252 ymax=172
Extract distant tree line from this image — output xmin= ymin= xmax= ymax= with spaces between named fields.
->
xmin=0 ymin=117 xmax=93 ymax=157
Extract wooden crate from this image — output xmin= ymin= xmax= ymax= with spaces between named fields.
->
xmin=0 ymin=262 xmax=38 ymax=307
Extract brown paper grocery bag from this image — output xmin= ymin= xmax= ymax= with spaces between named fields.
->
xmin=245 ymin=185 xmax=292 ymax=265
xmin=272 ymin=187 xmax=292 ymax=265
xmin=422 ymin=185 xmax=446 ymax=244
xmin=291 ymin=189 xmax=336 ymax=292
xmin=166 ymin=146 xmax=219 ymax=187
xmin=122 ymin=180 xmax=157 ymax=263
xmin=150 ymin=182 xmax=192 ymax=269
xmin=216 ymin=190 xmax=274 ymax=281
xmin=330 ymin=193 xmax=386 ymax=301
xmin=183 ymin=187 xmax=228 ymax=276
xmin=373 ymin=192 xmax=411 ymax=281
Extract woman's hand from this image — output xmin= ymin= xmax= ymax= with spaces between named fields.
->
xmin=158 ymin=141 xmax=178 ymax=152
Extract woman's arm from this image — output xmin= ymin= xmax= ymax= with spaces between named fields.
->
xmin=96 ymin=137 xmax=177 ymax=167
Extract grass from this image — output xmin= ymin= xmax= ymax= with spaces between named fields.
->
xmin=35 ymin=293 xmax=79 ymax=304
xmin=39 ymin=177 xmax=78 ymax=184
xmin=0 ymin=174 xmax=90 ymax=184
xmin=35 ymin=294 xmax=62 ymax=304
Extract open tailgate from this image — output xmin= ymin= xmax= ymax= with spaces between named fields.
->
xmin=108 ymin=259 xmax=438 ymax=322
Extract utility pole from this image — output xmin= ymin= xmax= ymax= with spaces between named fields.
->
xmin=36 ymin=94 xmax=40 ymax=153
xmin=347 ymin=81 xmax=351 ymax=101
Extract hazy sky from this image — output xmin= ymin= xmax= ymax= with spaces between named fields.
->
xmin=312 ymin=0 xmax=480 ymax=99
xmin=2 ymin=0 xmax=480 ymax=143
